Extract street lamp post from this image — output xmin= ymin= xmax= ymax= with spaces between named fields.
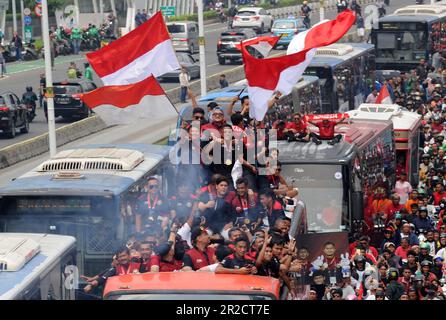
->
xmin=12 ymin=0 xmax=17 ymax=35
xmin=319 ymin=0 xmax=325 ymax=22
xmin=196 ymin=0 xmax=207 ymax=97
xmin=41 ymin=0 xmax=57 ymax=157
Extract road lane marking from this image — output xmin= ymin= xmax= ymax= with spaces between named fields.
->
xmin=206 ymin=62 xmax=221 ymax=67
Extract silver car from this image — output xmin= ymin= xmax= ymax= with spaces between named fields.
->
xmin=158 ymin=52 xmax=200 ymax=82
xmin=167 ymin=21 xmax=199 ymax=53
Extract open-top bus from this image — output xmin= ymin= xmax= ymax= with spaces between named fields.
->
xmin=279 ymin=116 xmax=396 ymax=238
xmin=0 ymin=233 xmax=76 ymax=300
xmin=0 ymin=144 xmax=174 ymax=276
xmin=371 ymin=5 xmax=446 ymax=71
xmin=347 ymin=104 xmax=422 ymax=185
xmin=303 ymin=43 xmax=375 ymax=114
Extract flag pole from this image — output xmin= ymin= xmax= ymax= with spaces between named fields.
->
xmin=41 ymin=0 xmax=57 ymax=157
xmin=196 ymin=0 xmax=207 ymax=97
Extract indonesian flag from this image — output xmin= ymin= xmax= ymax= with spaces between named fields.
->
xmin=242 ymin=10 xmax=355 ymax=121
xmin=376 ymin=85 xmax=392 ymax=104
xmin=86 ymin=11 xmax=180 ymax=85
xmin=79 ymin=75 xmax=177 ymax=125
xmin=235 ymin=36 xmax=281 ymax=58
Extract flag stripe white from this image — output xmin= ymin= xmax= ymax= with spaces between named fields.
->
xmin=100 ymin=40 xmax=179 ymax=86
xmin=91 ymin=95 xmax=178 ymax=126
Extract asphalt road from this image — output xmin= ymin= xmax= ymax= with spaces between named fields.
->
xmin=0 ymin=0 xmax=411 ymax=149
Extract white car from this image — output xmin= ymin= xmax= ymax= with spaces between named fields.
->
xmin=232 ymin=7 xmax=273 ymax=34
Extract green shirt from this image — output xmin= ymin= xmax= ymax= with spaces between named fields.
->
xmin=84 ymin=66 xmax=93 ymax=81
xmin=70 ymin=28 xmax=82 ymax=40
xmin=88 ymin=27 xmax=99 ymax=37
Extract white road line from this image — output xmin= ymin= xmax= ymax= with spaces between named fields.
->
xmin=206 ymin=62 xmax=220 ymax=67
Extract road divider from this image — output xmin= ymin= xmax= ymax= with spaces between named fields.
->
xmin=0 ymin=116 xmax=107 ymax=169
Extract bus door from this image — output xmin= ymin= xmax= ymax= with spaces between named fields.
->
xmin=334 ymin=67 xmax=354 ymax=112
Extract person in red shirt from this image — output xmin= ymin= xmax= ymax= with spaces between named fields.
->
xmin=433 ymin=182 xmax=446 ymax=205
xmin=308 ymin=117 xmax=346 ymax=145
xmin=395 ymin=237 xmax=411 ymax=260
xmin=386 ymin=194 xmax=404 ymax=223
xmin=283 ymin=112 xmax=310 ymax=142
xmin=272 ymin=120 xmax=287 ymax=140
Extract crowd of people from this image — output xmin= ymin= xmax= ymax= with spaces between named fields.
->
xmin=80 ymin=54 xmax=446 ymax=300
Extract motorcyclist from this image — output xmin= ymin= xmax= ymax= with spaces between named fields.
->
xmin=22 ymin=86 xmax=37 ymax=116
xmin=227 ymin=4 xmax=238 ymax=28
xmin=300 ymin=1 xmax=312 ymax=29
xmin=413 ymin=206 xmax=434 ymax=233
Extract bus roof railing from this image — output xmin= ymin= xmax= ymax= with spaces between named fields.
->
xmin=394 ymin=5 xmax=446 ymax=16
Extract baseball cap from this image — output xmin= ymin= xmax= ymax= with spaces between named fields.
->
xmin=384 ymin=242 xmax=396 ymax=248
xmin=191 ymin=226 xmax=209 ymax=243
xmin=207 ymin=102 xmax=219 ymax=110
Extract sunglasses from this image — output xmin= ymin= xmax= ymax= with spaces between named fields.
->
xmin=148 ymin=185 xmax=159 ymax=189
xmin=213 ymin=113 xmax=224 ymax=117
xmin=193 ymin=115 xmax=204 ymax=120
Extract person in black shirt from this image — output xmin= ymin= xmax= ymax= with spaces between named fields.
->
xmin=216 ymin=237 xmax=257 ymax=274
xmin=256 ymin=234 xmax=281 ymax=278
xmin=259 ymin=189 xmax=286 ymax=227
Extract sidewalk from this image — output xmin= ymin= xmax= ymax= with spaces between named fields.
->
xmin=2 ymin=54 xmax=86 ymax=76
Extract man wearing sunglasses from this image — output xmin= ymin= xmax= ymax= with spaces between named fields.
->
xmin=135 ymin=177 xmax=170 ymax=233
xmin=283 ymin=112 xmax=310 ymax=142
xmin=201 ymin=107 xmax=228 ymax=139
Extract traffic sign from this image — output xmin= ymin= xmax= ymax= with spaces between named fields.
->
xmin=24 ymin=26 xmax=32 ymax=42
xmin=24 ymin=15 xmax=32 ymax=26
xmin=24 ymin=7 xmax=31 ymax=16
xmin=161 ymin=6 xmax=175 ymax=17
xmin=34 ymin=4 xmax=42 ymax=17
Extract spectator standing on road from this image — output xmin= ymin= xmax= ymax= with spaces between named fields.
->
xmin=219 ymin=74 xmax=228 ymax=88
xmin=84 ymin=62 xmax=94 ymax=81
xmin=70 ymin=26 xmax=82 ymax=55
xmin=336 ymin=0 xmax=348 ymax=13
xmin=179 ymin=67 xmax=190 ymax=103
xmin=11 ymin=32 xmax=23 ymax=61
xmin=356 ymin=14 xmax=365 ymax=42
xmin=300 ymin=1 xmax=312 ymax=29
xmin=0 ymin=46 xmax=5 ymax=78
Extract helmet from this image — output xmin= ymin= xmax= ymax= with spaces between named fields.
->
xmin=26 ymin=86 xmax=32 ymax=92
xmin=419 ymin=206 xmax=428 ymax=213
xmin=420 ymin=242 xmax=431 ymax=250
xmin=354 ymin=255 xmax=366 ymax=264
xmin=330 ymin=287 xmax=343 ymax=298
xmin=422 ymin=153 xmax=431 ymax=159
xmin=387 ymin=268 xmax=399 ymax=281
xmin=420 ymin=260 xmax=432 ymax=267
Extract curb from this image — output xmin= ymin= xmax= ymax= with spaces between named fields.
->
xmin=0 ymin=116 xmax=107 ymax=169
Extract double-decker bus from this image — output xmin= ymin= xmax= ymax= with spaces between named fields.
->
xmin=0 ymin=233 xmax=76 ymax=300
xmin=371 ymin=5 xmax=446 ymax=71
xmin=278 ymin=116 xmax=396 ymax=237
xmin=347 ymin=104 xmax=422 ymax=185
xmin=0 ymin=144 xmax=173 ymax=276
xmin=303 ymin=43 xmax=376 ymax=114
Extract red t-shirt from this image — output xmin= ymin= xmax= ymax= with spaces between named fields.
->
xmin=433 ymin=191 xmax=446 ymax=205
xmin=315 ymin=121 xmax=336 ymax=139
xmin=395 ymin=246 xmax=411 ymax=260
xmin=285 ymin=121 xmax=307 ymax=133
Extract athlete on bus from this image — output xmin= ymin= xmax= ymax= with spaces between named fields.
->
xmin=308 ymin=117 xmax=346 ymax=145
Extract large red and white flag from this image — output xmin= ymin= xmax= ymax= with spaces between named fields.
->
xmin=376 ymin=85 xmax=392 ymax=104
xmin=242 ymin=10 xmax=355 ymax=121
xmin=79 ymin=75 xmax=177 ymax=125
xmin=87 ymin=12 xmax=180 ymax=85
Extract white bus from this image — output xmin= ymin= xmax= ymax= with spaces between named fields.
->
xmin=0 ymin=233 xmax=77 ymax=300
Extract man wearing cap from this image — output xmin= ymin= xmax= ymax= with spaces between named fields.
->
xmin=432 ymin=256 xmax=444 ymax=279
xmin=413 ymin=207 xmax=434 ymax=233
xmin=397 ymin=223 xmax=419 ymax=246
xmin=182 ymin=226 xmax=216 ymax=271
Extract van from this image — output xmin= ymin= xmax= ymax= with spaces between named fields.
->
xmin=167 ymin=21 xmax=199 ymax=53
xmin=103 ymin=272 xmax=281 ymax=300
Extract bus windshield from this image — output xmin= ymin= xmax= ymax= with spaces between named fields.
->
xmin=281 ymin=164 xmax=348 ymax=233
xmin=376 ymin=31 xmax=428 ymax=62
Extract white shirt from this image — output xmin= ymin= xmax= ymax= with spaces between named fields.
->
xmin=178 ymin=222 xmax=192 ymax=247
xmin=394 ymin=180 xmax=413 ymax=204
xmin=179 ymin=71 xmax=190 ymax=87
xmin=366 ymin=93 xmax=377 ymax=103
xmin=434 ymin=248 xmax=446 ymax=261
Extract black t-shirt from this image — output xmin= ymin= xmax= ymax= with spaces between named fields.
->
xmin=169 ymin=195 xmax=195 ymax=220
xmin=221 ymin=254 xmax=255 ymax=269
xmin=257 ymin=257 xmax=280 ymax=278
xmin=199 ymin=192 xmax=235 ymax=233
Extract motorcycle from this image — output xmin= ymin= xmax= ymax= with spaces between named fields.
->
xmin=23 ymin=40 xmax=39 ymax=61
xmin=217 ymin=8 xmax=227 ymax=23
xmin=25 ymin=102 xmax=36 ymax=123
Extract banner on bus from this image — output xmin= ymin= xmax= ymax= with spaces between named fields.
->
xmin=305 ymin=113 xmax=349 ymax=121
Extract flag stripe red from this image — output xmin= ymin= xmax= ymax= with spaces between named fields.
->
xmin=303 ymin=10 xmax=356 ymax=49
xmin=234 ymin=36 xmax=281 ymax=50
xmin=376 ymin=85 xmax=390 ymax=104
xmin=80 ymin=75 xmax=165 ymax=109
xmin=86 ymin=12 xmax=170 ymax=78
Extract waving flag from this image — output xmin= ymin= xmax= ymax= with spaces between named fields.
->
xmin=79 ymin=75 xmax=177 ymax=125
xmin=242 ymin=10 xmax=356 ymax=121
xmin=87 ymin=12 xmax=180 ymax=85
xmin=376 ymin=85 xmax=392 ymax=104
xmin=235 ymin=36 xmax=281 ymax=58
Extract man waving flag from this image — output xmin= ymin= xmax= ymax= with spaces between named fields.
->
xmin=241 ymin=10 xmax=356 ymax=121
xmin=80 ymin=12 xmax=180 ymax=125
